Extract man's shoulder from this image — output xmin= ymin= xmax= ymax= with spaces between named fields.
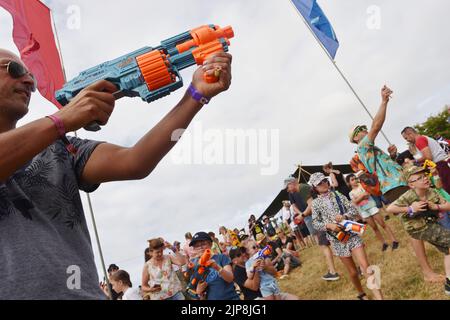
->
xmin=214 ymin=253 xmax=230 ymax=264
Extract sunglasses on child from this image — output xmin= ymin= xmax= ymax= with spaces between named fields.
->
xmin=352 ymin=125 xmax=368 ymax=140
xmin=0 ymin=60 xmax=37 ymax=92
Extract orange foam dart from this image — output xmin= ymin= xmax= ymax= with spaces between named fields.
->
xmin=199 ymin=249 xmax=212 ymax=266
xmin=136 ymin=50 xmax=175 ymax=91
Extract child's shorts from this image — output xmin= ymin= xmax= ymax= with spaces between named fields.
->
xmin=409 ymin=222 xmax=450 ymax=254
xmin=260 ymin=279 xmax=281 ymax=298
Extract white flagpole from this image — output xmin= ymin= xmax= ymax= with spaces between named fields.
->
xmin=48 ymin=4 xmax=111 ymax=297
xmin=288 ymin=0 xmax=392 ymax=146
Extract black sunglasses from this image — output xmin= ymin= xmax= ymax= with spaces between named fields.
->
xmin=1 ymin=61 xmax=37 ymax=92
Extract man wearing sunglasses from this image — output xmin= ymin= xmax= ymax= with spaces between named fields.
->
xmin=0 ymin=49 xmax=232 ymax=300
xmin=349 ymin=85 xmax=408 ymax=204
xmin=350 ymin=85 xmax=444 ymax=284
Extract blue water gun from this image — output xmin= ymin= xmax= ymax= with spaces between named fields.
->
xmin=55 ymin=24 xmax=234 ymax=131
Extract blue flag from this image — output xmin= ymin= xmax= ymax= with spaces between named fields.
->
xmin=291 ymin=0 xmax=339 ymax=59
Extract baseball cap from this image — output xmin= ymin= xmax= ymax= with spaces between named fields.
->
xmin=403 ymin=165 xmax=427 ymax=182
xmin=308 ymin=172 xmax=328 ymax=187
xmin=189 ymin=232 xmax=212 ymax=247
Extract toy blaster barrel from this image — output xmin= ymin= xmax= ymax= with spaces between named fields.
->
xmin=55 ymin=24 xmax=234 ymax=131
xmin=199 ymin=249 xmax=212 ymax=266
xmin=339 ymin=220 xmax=367 ymax=236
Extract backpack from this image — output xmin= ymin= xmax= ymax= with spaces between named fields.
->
xmin=349 ymin=153 xmax=382 ymax=197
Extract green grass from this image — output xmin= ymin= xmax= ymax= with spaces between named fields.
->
xmin=278 ymin=213 xmax=449 ymax=300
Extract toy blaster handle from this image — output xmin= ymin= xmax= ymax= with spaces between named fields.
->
xmin=55 ymin=24 xmax=234 ymax=132
xmin=175 ymin=25 xmax=234 ymax=83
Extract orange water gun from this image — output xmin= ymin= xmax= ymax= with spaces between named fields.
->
xmin=184 ymin=249 xmax=213 ymax=299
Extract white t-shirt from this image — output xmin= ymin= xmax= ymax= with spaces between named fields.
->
xmin=416 ymin=135 xmax=448 ymax=162
xmin=122 ymin=287 xmax=142 ymax=300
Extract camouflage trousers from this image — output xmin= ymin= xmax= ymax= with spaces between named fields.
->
xmin=409 ymin=222 xmax=450 ymax=254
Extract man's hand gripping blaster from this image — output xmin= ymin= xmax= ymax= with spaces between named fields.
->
xmin=55 ymin=24 xmax=234 ymax=131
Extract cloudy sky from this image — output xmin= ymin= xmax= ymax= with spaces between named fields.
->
xmin=1 ymin=0 xmax=449 ymax=286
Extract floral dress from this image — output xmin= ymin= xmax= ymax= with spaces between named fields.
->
xmin=146 ymin=256 xmax=183 ymax=300
xmin=312 ymin=191 xmax=364 ymax=257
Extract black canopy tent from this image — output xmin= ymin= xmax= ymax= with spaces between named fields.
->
xmin=257 ymin=164 xmax=352 ymax=222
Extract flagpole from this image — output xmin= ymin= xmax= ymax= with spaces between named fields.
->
xmin=48 ymin=5 xmax=111 ymax=297
xmin=288 ymin=0 xmax=392 ymax=146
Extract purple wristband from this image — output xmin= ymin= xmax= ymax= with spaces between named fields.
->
xmin=188 ymin=83 xmax=210 ymax=105
xmin=407 ymin=206 xmax=414 ymax=217
xmin=46 ymin=115 xmax=77 ymax=155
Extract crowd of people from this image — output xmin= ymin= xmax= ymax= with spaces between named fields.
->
xmin=103 ymin=87 xmax=450 ymax=300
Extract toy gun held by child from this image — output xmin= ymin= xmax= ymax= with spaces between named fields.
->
xmin=184 ymin=249 xmax=213 ymax=299
xmin=254 ymin=245 xmax=272 ymax=260
xmin=331 ymin=220 xmax=366 ymax=243
xmin=339 ymin=220 xmax=367 ymax=236
xmin=422 ymin=160 xmax=437 ymax=178
xmin=55 ymin=24 xmax=234 ymax=131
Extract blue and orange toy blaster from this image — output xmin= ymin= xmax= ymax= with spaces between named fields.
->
xmin=55 ymin=24 xmax=234 ymax=131
xmin=249 ymin=245 xmax=272 ymax=273
xmin=184 ymin=249 xmax=213 ymax=299
xmin=253 ymin=245 xmax=272 ymax=261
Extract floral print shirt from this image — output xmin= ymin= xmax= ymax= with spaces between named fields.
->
xmin=312 ymin=191 xmax=359 ymax=232
xmin=357 ymin=135 xmax=406 ymax=194
xmin=145 ymin=256 xmax=182 ymax=300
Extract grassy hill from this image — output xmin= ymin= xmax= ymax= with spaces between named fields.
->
xmin=278 ymin=213 xmax=449 ymax=300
